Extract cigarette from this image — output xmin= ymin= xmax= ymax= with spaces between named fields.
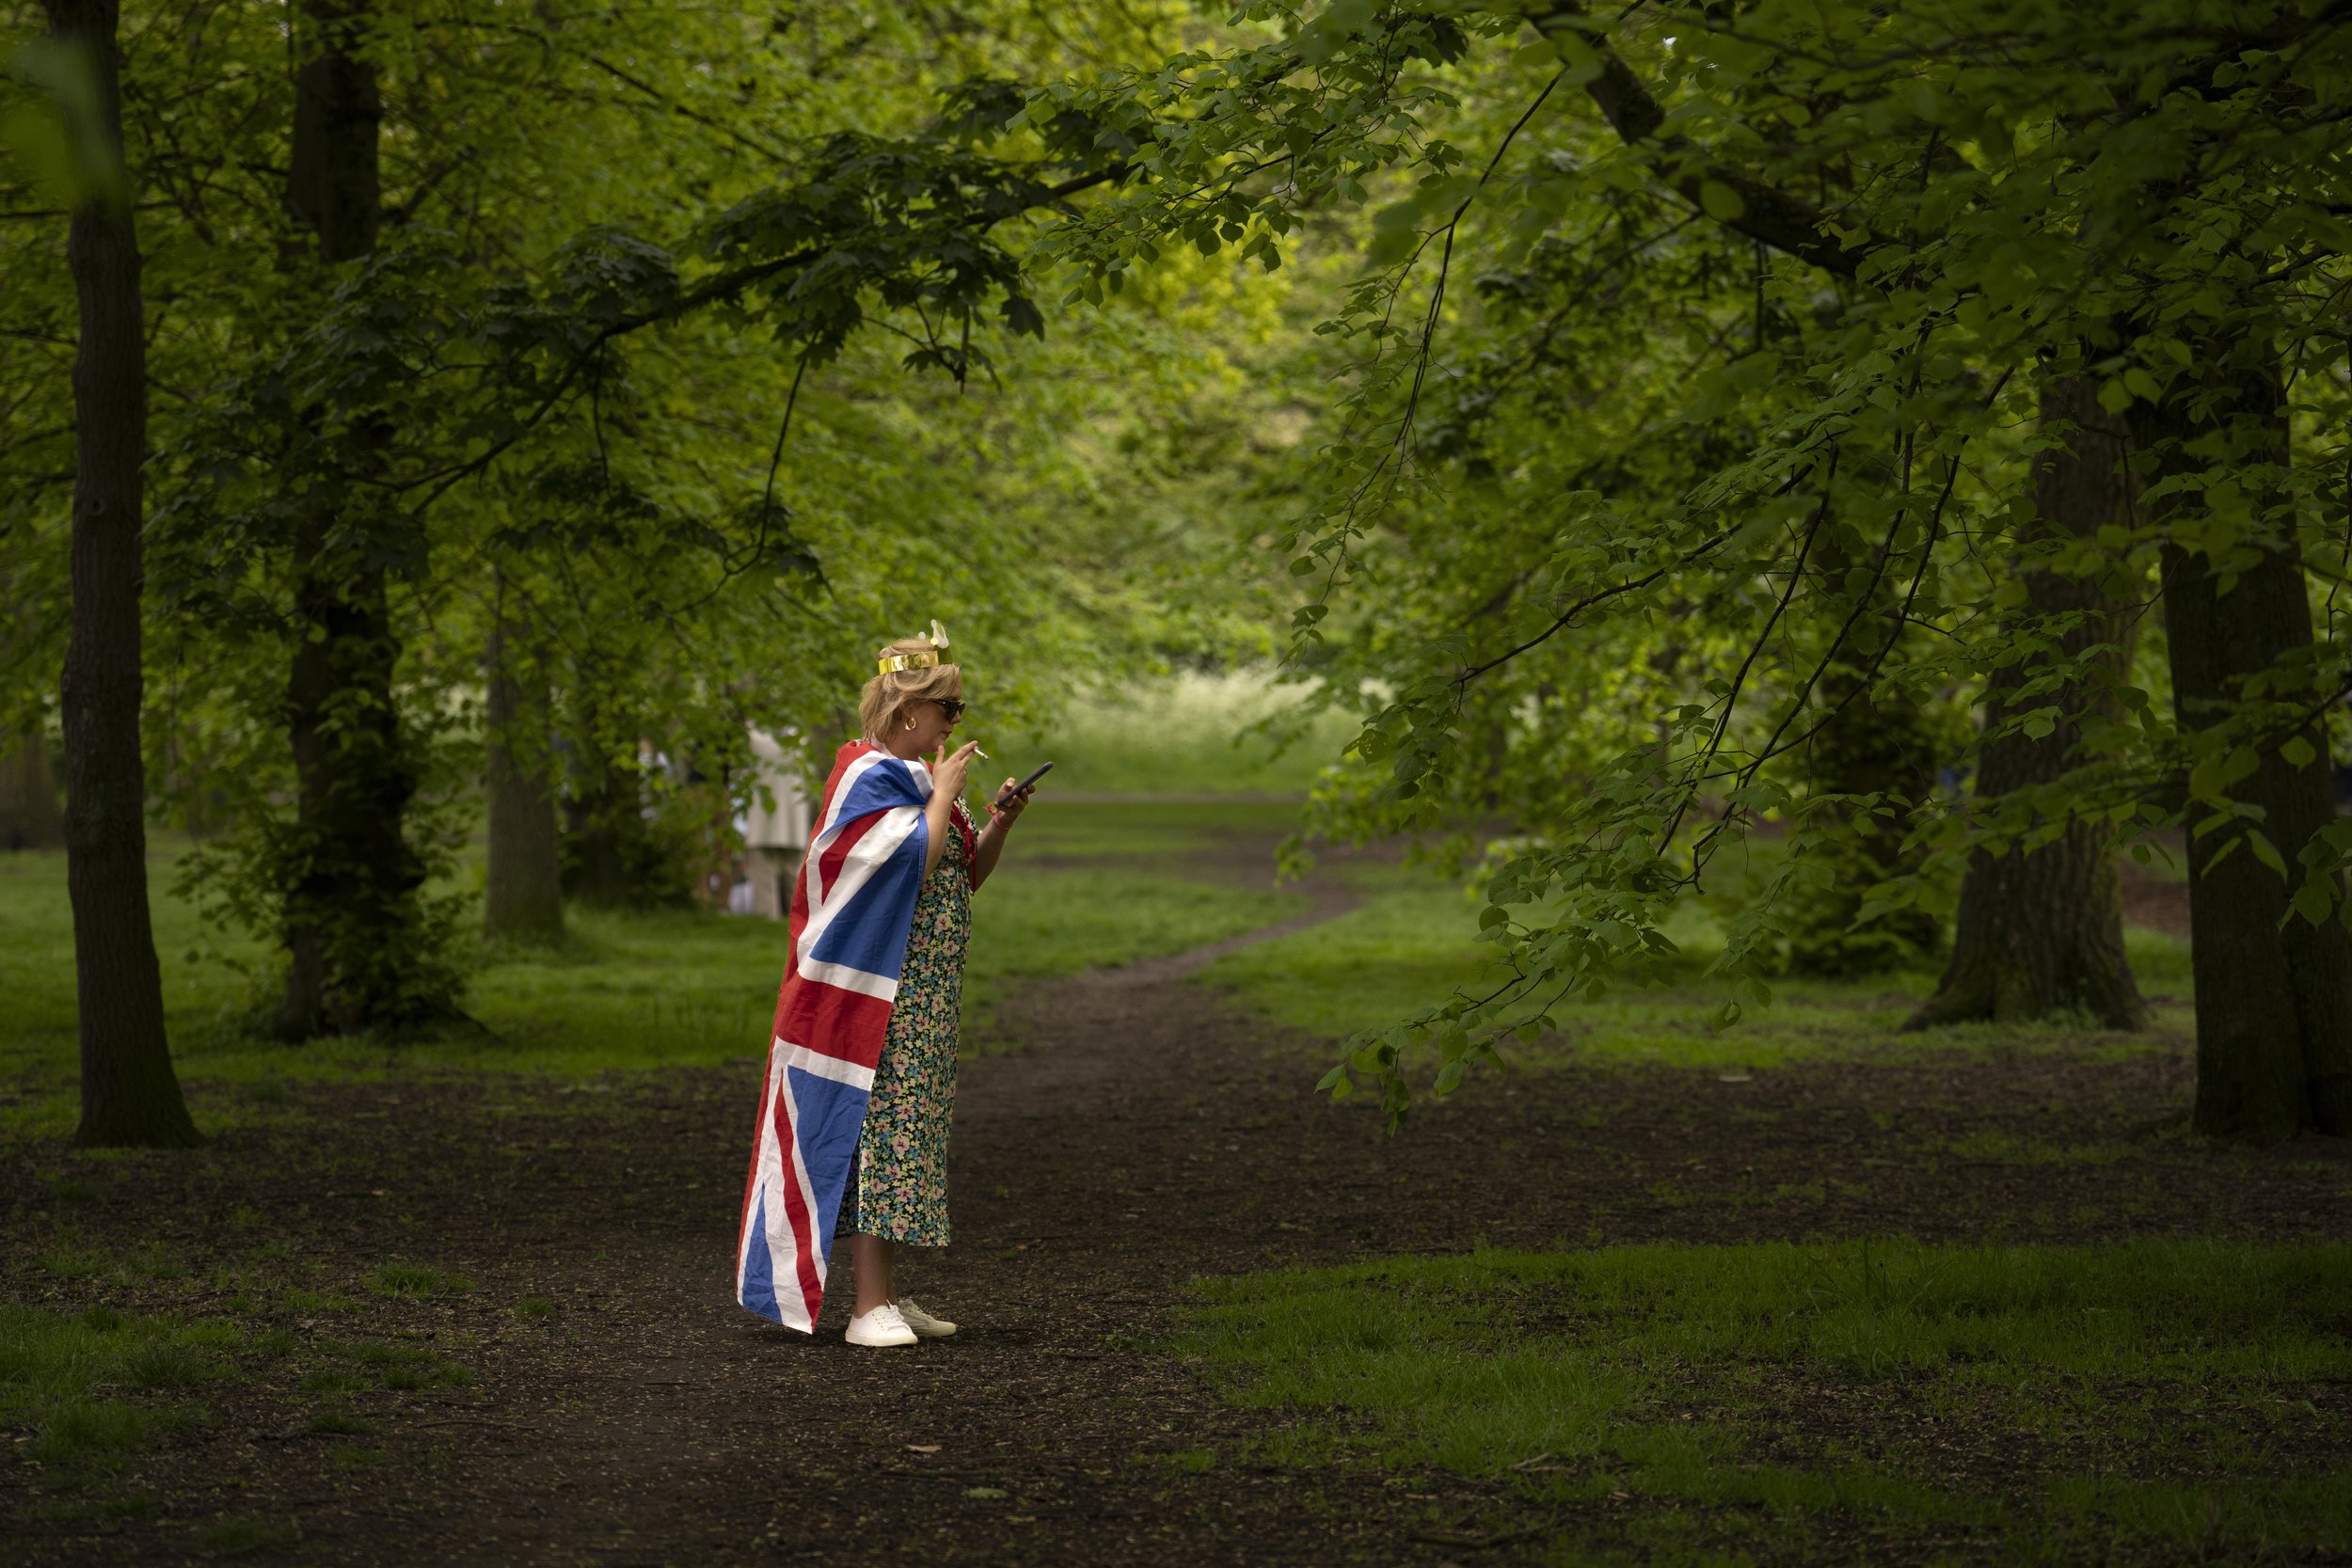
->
xmin=976 ymin=748 xmax=990 ymax=760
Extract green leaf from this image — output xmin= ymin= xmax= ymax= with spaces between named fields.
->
xmin=1698 ymin=180 xmax=1746 ymax=222
xmin=2249 ymin=830 xmax=2287 ymax=877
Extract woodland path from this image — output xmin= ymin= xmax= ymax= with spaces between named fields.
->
xmin=7 ymin=840 xmax=2348 ymax=1566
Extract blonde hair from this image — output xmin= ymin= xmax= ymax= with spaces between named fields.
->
xmin=859 ymin=636 xmax=961 ymax=739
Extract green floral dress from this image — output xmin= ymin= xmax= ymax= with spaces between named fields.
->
xmin=850 ymin=804 xmax=972 ymax=1246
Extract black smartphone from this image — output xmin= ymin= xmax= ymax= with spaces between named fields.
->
xmin=993 ymin=760 xmax=1054 ymax=808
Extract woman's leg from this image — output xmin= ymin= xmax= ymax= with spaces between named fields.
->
xmin=850 ymin=1232 xmax=895 ymax=1317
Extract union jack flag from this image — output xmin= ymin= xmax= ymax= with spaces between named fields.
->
xmin=736 ymin=740 xmax=933 ymax=1331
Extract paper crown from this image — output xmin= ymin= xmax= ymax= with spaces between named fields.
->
xmin=877 ymin=620 xmax=953 ymax=675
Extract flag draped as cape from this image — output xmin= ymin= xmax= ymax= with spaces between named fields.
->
xmin=736 ymin=741 xmax=931 ymax=1330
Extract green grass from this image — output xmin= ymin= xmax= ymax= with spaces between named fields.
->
xmin=1019 ymin=670 xmax=1358 ymax=797
xmin=2 ymin=1288 xmax=471 ymax=1489
xmin=0 ymin=1304 xmax=243 ymax=1477
xmin=362 ymin=1263 xmax=471 ymax=1300
xmin=1181 ymin=1240 xmax=2352 ymax=1564
xmin=0 ymin=801 xmax=1301 ymax=1136
xmin=1200 ymin=859 xmax=2195 ymax=1072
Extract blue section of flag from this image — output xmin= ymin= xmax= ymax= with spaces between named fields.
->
xmin=789 ymin=1066 xmax=870 ymax=1262
xmin=831 ymin=755 xmax=928 ymax=829
xmin=740 ymin=1190 xmax=778 ymax=1324
xmin=805 ymin=815 xmax=928 ymax=978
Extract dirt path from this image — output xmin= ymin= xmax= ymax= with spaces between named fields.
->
xmin=7 ymin=850 xmax=2350 ymax=1566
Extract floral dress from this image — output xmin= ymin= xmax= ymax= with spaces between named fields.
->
xmin=849 ymin=801 xmax=973 ymax=1246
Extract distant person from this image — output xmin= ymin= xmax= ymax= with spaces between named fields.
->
xmin=732 ymin=623 xmax=1038 ymax=1348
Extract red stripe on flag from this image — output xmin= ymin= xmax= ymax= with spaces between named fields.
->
xmin=816 ymin=807 xmax=884 ymax=903
xmin=775 ymin=978 xmax=893 ymax=1069
xmin=771 ymin=1077 xmax=823 ymax=1322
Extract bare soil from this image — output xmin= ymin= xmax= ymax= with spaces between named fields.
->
xmin=5 ymin=846 xmax=2348 ymax=1567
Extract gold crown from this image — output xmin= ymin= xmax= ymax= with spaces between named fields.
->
xmin=877 ymin=620 xmax=952 ymax=675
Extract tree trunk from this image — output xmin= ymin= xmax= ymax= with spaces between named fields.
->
xmin=484 ymin=587 xmax=564 ymax=941
xmin=44 ymin=0 xmax=200 ymax=1148
xmin=1911 ymin=376 xmax=2148 ymax=1030
xmin=273 ymin=0 xmax=453 ymax=1037
xmin=0 ymin=732 xmax=67 ymax=849
xmin=275 ymin=520 xmax=431 ymax=1037
xmin=2141 ymin=342 xmax=2352 ymax=1141
xmin=285 ymin=0 xmax=380 ymax=262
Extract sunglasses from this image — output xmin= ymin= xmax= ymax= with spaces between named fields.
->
xmin=929 ymin=698 xmax=967 ymax=721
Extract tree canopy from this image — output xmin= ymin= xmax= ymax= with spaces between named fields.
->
xmin=8 ymin=0 xmax=2352 ymax=1143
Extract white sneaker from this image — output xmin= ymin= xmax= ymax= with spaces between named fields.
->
xmin=846 ymin=1303 xmax=917 ymax=1347
xmin=895 ymin=1299 xmax=958 ymax=1338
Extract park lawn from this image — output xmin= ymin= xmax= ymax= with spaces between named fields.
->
xmin=0 ymin=800 xmax=1301 ymax=1141
xmin=1178 ymin=1239 xmax=2352 ymax=1565
xmin=1029 ymin=670 xmax=1357 ymax=797
xmin=1199 ymin=858 xmax=2196 ymax=1075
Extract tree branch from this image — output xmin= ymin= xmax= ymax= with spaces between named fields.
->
xmin=1522 ymin=1 xmax=1878 ymax=277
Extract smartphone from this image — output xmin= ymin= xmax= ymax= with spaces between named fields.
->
xmin=993 ymin=760 xmax=1054 ymax=809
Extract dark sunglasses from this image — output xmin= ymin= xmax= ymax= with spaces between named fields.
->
xmin=929 ymin=698 xmax=967 ymax=721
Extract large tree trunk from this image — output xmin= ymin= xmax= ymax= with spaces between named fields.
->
xmin=274 ymin=0 xmax=452 ymax=1037
xmin=0 ymin=733 xmax=67 ymax=849
xmin=1911 ymin=376 xmax=2147 ymax=1030
xmin=2141 ymin=342 xmax=2352 ymax=1142
xmin=45 ymin=0 xmax=200 ymax=1147
xmin=484 ymin=586 xmax=564 ymax=941
xmin=275 ymin=523 xmax=429 ymax=1037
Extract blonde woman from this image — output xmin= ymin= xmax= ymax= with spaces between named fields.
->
xmin=733 ymin=626 xmax=1034 ymax=1348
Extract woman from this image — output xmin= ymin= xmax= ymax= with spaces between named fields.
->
xmin=733 ymin=625 xmax=1032 ymax=1349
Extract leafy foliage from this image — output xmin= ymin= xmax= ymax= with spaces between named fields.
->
xmin=1 ymin=0 xmax=1308 ymax=1030
xmin=1027 ymin=0 xmax=2352 ymax=1121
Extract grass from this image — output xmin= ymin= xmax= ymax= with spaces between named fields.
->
xmin=1200 ymin=858 xmax=2196 ymax=1074
xmin=2 ymin=1275 xmax=475 ymax=1489
xmin=0 ymin=800 xmax=1301 ymax=1137
xmin=0 ymin=1304 xmax=243 ymax=1478
xmin=1021 ymin=669 xmax=1358 ymax=797
xmin=1180 ymin=1240 xmax=2352 ymax=1564
xmin=363 ymin=1263 xmax=471 ymax=1300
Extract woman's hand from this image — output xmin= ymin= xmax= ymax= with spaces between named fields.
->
xmin=985 ymin=778 xmax=1030 ymax=833
xmin=928 ymin=740 xmax=981 ymax=806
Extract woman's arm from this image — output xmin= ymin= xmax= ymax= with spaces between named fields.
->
xmin=921 ymin=795 xmax=952 ymax=879
xmin=921 ymin=743 xmax=980 ymax=878
xmin=972 ymin=777 xmax=1030 ymax=892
